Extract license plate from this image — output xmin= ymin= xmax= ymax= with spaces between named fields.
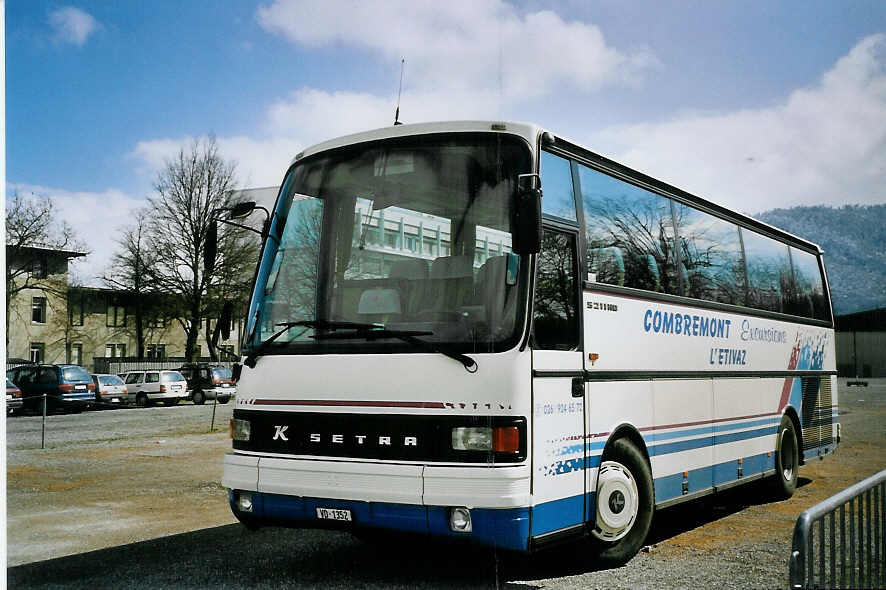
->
xmin=316 ymin=508 xmax=352 ymax=521
xmin=74 ymin=385 xmax=86 ymax=390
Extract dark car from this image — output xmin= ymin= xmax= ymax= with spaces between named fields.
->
xmin=176 ymin=363 xmax=236 ymax=405
xmin=6 ymin=379 xmax=23 ymax=415
xmin=6 ymin=364 xmax=95 ymax=412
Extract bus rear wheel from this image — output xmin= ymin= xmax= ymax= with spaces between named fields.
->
xmin=771 ymin=415 xmax=799 ymax=500
xmin=590 ymin=438 xmax=654 ymax=566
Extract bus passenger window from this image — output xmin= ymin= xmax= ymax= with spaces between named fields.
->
xmin=532 ymin=231 xmax=579 ymax=350
xmin=539 ymin=152 xmax=578 ymax=222
xmin=579 ymin=164 xmax=678 ymax=294
xmin=674 ymin=204 xmax=747 ymax=306
xmin=743 ymin=230 xmax=792 ymax=314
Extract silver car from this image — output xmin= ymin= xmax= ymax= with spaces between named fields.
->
xmin=91 ymin=374 xmax=128 ymax=408
xmin=123 ymin=370 xmax=189 ymax=407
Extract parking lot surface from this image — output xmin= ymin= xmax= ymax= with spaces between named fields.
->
xmin=7 ymin=379 xmax=886 ymax=588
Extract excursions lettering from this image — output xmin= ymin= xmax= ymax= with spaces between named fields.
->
xmin=740 ymin=319 xmax=787 ymax=344
xmin=643 ymin=309 xmax=731 ymax=339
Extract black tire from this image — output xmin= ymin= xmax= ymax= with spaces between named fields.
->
xmin=219 ymin=396 xmax=230 ymax=405
xmin=193 ymin=390 xmax=206 ymax=405
xmin=589 ymin=438 xmax=654 ymax=567
xmin=771 ymin=415 xmax=799 ymax=500
xmin=136 ymin=393 xmax=149 ymax=408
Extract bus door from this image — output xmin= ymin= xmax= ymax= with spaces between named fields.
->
xmin=530 ymin=228 xmax=585 ymax=538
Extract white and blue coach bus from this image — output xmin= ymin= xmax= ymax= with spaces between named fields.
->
xmin=221 ymin=121 xmax=838 ymax=564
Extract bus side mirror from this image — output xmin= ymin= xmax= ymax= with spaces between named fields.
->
xmin=204 ymin=220 xmax=218 ymax=276
xmin=513 ymin=174 xmax=542 ymax=255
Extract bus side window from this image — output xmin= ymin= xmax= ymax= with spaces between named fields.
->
xmin=532 ymin=230 xmax=579 ymax=350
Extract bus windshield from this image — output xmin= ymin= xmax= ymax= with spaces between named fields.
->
xmin=246 ymin=132 xmax=532 ymax=356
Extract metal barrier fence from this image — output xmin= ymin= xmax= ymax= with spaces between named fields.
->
xmin=92 ymin=357 xmax=234 ymax=375
xmin=790 ymin=468 xmax=886 ymax=589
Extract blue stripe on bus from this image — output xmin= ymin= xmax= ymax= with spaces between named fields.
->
xmin=645 ymin=417 xmax=778 ymax=444
xmin=555 ymin=418 xmax=780 ymax=458
xmin=649 ymin=426 xmax=777 ymax=456
xmin=530 ymin=493 xmax=588 ymax=536
xmin=550 ymin=426 xmax=776 ymax=477
xmin=655 ymin=451 xmax=773 ymax=503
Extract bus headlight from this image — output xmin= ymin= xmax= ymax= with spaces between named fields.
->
xmin=231 ymin=418 xmax=251 ymax=441
xmin=452 ymin=427 xmax=492 ymax=451
xmin=449 ymin=507 xmax=472 ymax=532
xmin=235 ymin=491 xmax=253 ymax=513
xmin=451 ymin=425 xmax=522 ymax=453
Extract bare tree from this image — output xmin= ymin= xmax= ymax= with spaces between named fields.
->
xmin=104 ymin=213 xmax=174 ymax=357
xmin=143 ymin=137 xmax=256 ymax=361
xmin=5 ymin=191 xmax=85 ymax=348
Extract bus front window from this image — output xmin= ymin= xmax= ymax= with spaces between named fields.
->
xmin=246 ymin=133 xmax=531 ymax=356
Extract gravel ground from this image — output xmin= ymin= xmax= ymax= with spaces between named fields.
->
xmin=7 ymin=379 xmax=886 ymax=589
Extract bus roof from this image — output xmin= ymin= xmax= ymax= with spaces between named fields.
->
xmin=292 ymin=120 xmax=823 ymax=255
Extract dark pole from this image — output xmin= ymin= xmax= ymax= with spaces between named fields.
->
xmin=41 ymin=393 xmax=47 ymax=449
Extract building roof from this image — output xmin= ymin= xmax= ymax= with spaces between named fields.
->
xmin=835 ymin=307 xmax=886 ymax=331
xmin=6 ymin=243 xmax=87 ymax=258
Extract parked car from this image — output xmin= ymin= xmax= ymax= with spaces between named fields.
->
xmin=176 ymin=363 xmax=236 ymax=404
xmin=91 ymin=374 xmax=128 ymax=408
xmin=5 ymin=364 xmax=94 ymax=412
xmin=6 ymin=379 xmax=23 ymax=415
xmin=122 ymin=370 xmax=188 ymax=407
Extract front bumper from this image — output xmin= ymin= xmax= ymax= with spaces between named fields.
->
xmin=147 ymin=390 xmax=187 ymax=400
xmin=227 ymin=490 xmax=530 ymax=551
xmin=222 ymin=453 xmax=531 ymax=551
xmin=203 ymin=387 xmax=235 ymax=400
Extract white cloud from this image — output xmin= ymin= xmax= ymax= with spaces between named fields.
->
xmin=591 ymin=34 xmax=886 ymax=213
xmin=129 ymin=85 xmax=507 ymax=192
xmin=48 ymin=6 xmax=99 ymax=47
xmin=130 ymin=136 xmax=301 ymax=190
xmin=256 ymin=0 xmax=657 ymax=98
xmin=9 ymin=184 xmax=144 ymax=286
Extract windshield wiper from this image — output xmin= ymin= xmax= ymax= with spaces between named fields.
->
xmin=243 ymin=320 xmax=382 ymax=368
xmin=311 ymin=328 xmax=478 ymax=373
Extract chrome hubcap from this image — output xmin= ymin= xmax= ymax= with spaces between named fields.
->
xmin=780 ymin=429 xmax=795 ymax=481
xmin=592 ymin=461 xmax=639 ymax=542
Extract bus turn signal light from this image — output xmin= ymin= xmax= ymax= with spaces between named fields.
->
xmin=493 ymin=426 xmax=520 ymax=453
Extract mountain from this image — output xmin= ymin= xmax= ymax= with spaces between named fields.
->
xmin=755 ymin=204 xmax=886 ymax=316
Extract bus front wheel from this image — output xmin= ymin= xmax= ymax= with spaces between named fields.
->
xmin=590 ymin=438 xmax=654 ymax=566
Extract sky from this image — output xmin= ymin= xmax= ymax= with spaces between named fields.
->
xmin=6 ymin=1 xmax=886 ymax=285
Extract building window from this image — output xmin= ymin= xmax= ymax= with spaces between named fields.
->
xmin=29 ymin=342 xmax=45 ymax=363
xmin=31 ymin=258 xmax=47 ymax=279
xmin=105 ymin=343 xmax=126 ymax=358
xmin=107 ymin=301 xmax=126 ymax=327
xmin=32 ymin=297 xmax=47 ymax=323
xmin=69 ymin=293 xmax=84 ymax=326
xmin=69 ymin=343 xmax=83 ymax=366
xmin=145 ymin=344 xmax=166 ymax=359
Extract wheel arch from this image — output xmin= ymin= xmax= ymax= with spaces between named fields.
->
xmin=601 ymin=423 xmax=652 ymax=466
xmin=599 ymin=423 xmax=654 ymax=500
xmin=781 ymin=405 xmax=804 ymax=466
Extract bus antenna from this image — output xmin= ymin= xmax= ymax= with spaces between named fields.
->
xmin=394 ymin=58 xmax=405 ymax=125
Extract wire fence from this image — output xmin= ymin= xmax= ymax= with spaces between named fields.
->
xmin=10 ymin=391 xmax=232 ymax=449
